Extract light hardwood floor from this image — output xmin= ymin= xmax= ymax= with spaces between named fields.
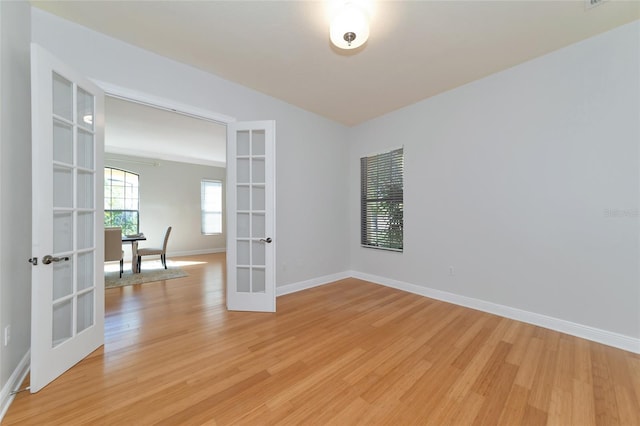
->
xmin=4 ymin=253 xmax=640 ymax=425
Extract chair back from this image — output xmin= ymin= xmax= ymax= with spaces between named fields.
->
xmin=104 ymin=227 xmax=123 ymax=262
xmin=162 ymin=226 xmax=172 ymax=252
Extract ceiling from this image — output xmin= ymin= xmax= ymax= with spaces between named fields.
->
xmin=105 ymin=96 xmax=227 ymax=167
xmin=32 ymin=1 xmax=639 ymax=126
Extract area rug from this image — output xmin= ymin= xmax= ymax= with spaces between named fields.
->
xmin=105 ymin=264 xmax=188 ymax=289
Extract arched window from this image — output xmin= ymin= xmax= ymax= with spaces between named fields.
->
xmin=104 ymin=167 xmax=139 ymax=235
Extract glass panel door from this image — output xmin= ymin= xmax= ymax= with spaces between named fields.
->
xmin=30 ymin=45 xmax=105 ymax=393
xmin=227 ymin=121 xmax=275 ymax=312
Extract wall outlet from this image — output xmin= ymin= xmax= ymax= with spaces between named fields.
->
xmin=585 ymin=0 xmax=607 ymax=9
xmin=449 ymin=266 xmax=455 ymax=276
xmin=4 ymin=325 xmax=10 ymax=346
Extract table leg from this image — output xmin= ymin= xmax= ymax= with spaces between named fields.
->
xmin=131 ymin=241 xmax=139 ymax=273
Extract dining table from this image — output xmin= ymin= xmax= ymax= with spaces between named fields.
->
xmin=121 ymin=233 xmax=147 ymax=273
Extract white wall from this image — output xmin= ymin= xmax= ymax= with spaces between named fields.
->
xmin=105 ymin=154 xmax=226 ymax=256
xmin=350 ymin=21 xmax=640 ymax=340
xmin=31 ymin=8 xmax=351 ymax=287
xmin=0 ymin=0 xmax=31 ymax=415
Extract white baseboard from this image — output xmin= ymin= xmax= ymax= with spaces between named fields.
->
xmin=276 ymin=271 xmax=351 ymax=297
xmin=350 ymin=271 xmax=640 ymax=354
xmin=0 ymin=351 xmax=30 ymax=423
xmin=168 ymin=248 xmax=226 ymax=257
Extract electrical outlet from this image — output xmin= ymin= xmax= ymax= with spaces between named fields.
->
xmin=585 ymin=0 xmax=607 ymax=9
xmin=449 ymin=266 xmax=455 ymax=276
xmin=4 ymin=325 xmax=10 ymax=346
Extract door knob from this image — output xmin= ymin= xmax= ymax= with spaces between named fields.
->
xmin=42 ymin=255 xmax=70 ymax=265
xmin=259 ymin=237 xmax=272 ymax=243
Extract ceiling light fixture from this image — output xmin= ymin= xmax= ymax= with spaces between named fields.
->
xmin=329 ymin=1 xmax=370 ymax=50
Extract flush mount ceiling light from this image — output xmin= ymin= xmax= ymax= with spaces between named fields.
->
xmin=329 ymin=1 xmax=371 ymax=50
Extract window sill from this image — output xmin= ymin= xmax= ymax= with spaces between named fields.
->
xmin=361 ymin=245 xmax=403 ymax=253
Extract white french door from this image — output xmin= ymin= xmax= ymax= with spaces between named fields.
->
xmin=226 ymin=121 xmax=276 ymax=312
xmin=30 ymin=44 xmax=105 ymax=393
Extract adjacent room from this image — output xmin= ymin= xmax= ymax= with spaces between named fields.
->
xmin=0 ymin=0 xmax=638 ymax=424
xmin=102 ymin=96 xmax=227 ymax=287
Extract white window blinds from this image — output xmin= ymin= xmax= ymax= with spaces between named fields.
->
xmin=201 ymin=179 xmax=222 ymax=234
xmin=361 ymin=148 xmax=404 ymax=251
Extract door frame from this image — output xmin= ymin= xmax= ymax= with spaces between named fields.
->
xmin=94 ymin=80 xmax=235 ymax=128
xmin=97 ymin=84 xmax=278 ymax=313
xmin=94 ymin=81 xmax=237 ymax=272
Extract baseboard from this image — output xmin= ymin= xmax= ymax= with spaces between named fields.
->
xmin=168 ymin=248 xmax=226 ymax=257
xmin=276 ymin=271 xmax=351 ymax=297
xmin=350 ymin=271 xmax=640 ymax=354
xmin=0 ymin=351 xmax=30 ymax=423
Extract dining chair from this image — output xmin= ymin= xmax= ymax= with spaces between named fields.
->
xmin=104 ymin=227 xmax=124 ymax=278
xmin=137 ymin=226 xmax=172 ymax=271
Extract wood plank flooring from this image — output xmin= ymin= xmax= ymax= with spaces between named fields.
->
xmin=4 ymin=253 xmax=640 ymax=425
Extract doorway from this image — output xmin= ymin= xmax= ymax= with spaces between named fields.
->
xmin=101 ymin=90 xmax=278 ymax=313
xmin=103 ymin=95 xmax=228 ymax=267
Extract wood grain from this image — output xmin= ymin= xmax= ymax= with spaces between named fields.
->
xmin=4 ymin=253 xmax=639 ymax=425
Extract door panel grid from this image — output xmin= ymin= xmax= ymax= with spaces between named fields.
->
xmin=235 ymin=130 xmax=267 ymax=294
xmin=51 ymin=72 xmax=98 ymax=348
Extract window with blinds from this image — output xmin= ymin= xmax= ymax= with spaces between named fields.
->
xmin=201 ymin=179 xmax=223 ymax=235
xmin=361 ymin=148 xmax=404 ymax=251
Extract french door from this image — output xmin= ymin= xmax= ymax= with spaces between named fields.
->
xmin=30 ymin=44 xmax=105 ymax=392
xmin=226 ymin=121 xmax=276 ymax=312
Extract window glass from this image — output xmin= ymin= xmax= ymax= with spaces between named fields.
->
xmin=201 ymin=180 xmax=223 ymax=234
xmin=361 ymin=148 xmax=404 ymax=251
xmin=104 ymin=167 xmax=139 ymax=235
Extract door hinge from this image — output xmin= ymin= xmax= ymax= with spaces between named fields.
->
xmin=28 ymin=257 xmax=38 ymax=266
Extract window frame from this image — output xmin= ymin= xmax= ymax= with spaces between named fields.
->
xmin=360 ymin=147 xmax=404 ymax=252
xmin=201 ymin=179 xmax=223 ymax=235
xmin=104 ymin=167 xmax=140 ymax=235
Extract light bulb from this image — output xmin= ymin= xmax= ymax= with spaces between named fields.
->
xmin=330 ymin=2 xmax=370 ymax=50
